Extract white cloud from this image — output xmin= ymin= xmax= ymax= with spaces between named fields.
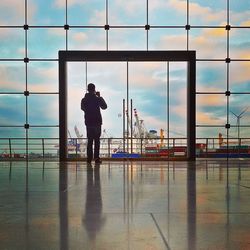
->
xmin=72 ymin=32 xmax=88 ymax=43
xmin=154 ymin=34 xmax=187 ymax=50
xmin=197 ymin=111 xmax=225 ymax=125
xmin=89 ymin=10 xmax=106 ymax=26
xmin=114 ymin=0 xmax=145 ymax=16
xmin=48 ymin=29 xmax=65 ymax=37
xmin=54 ymin=0 xmax=86 ymax=8
xmin=167 ymin=0 xmax=226 ymax=24
xmin=157 ymin=29 xmax=227 ymax=58
xmin=190 ymin=30 xmax=227 ymax=58
xmin=231 ymin=10 xmax=250 ymax=25
xmin=1 ymin=0 xmax=250 ymax=139
xmin=141 ymin=113 xmax=166 ymax=131
xmin=0 ymin=29 xmax=21 ymax=40
xmin=0 ymin=65 xmax=24 ymax=91
xmin=0 ymin=0 xmax=36 ymax=25
xmin=17 ymin=47 xmax=25 ymax=57
xmin=148 ymin=0 xmax=167 ymax=11
xmin=0 ymin=0 xmax=24 ymax=25
xmin=68 ymin=30 xmax=105 ymax=50
xmin=230 ymin=60 xmax=250 ymax=85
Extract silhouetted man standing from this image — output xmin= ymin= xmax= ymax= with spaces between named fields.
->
xmin=81 ymin=83 xmax=107 ymax=164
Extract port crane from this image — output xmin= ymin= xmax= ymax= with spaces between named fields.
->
xmin=74 ymin=125 xmax=86 ymax=153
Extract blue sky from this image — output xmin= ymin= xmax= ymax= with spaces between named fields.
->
xmin=0 ymin=0 xmax=250 ymax=140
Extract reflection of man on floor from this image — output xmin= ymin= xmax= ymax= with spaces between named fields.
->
xmin=82 ymin=165 xmax=106 ymax=242
xmin=81 ymin=83 xmax=107 ymax=164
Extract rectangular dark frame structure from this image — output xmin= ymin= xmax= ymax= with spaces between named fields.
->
xmin=59 ymin=50 xmax=196 ymax=161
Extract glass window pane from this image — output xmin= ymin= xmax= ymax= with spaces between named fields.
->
xmin=149 ymin=2 xmax=185 ymax=26
xmin=68 ymin=29 xmax=106 ymax=50
xmin=28 ymin=138 xmax=46 ymax=157
xmin=29 ymin=128 xmax=59 ymax=138
xmin=1 ymin=138 xmax=26 ymax=158
xmin=109 ymin=29 xmax=146 ymax=50
xmin=230 ymin=29 xmax=250 ymax=59
xmin=230 ymin=0 xmax=250 ymax=26
xmin=189 ymin=0 xmax=226 ymax=26
xmin=28 ymin=62 xmax=58 ymax=92
xmin=129 ymin=62 xmax=167 ymax=143
xmin=0 ymin=62 xmax=25 ymax=92
xmin=0 ymin=29 xmax=24 ymax=59
xmin=88 ymin=62 xmax=126 ymax=138
xmin=28 ymin=138 xmax=59 ymax=159
xmin=44 ymin=138 xmax=59 ymax=157
xmin=197 ymin=127 xmax=226 ymax=140
xmin=29 ymin=0 xmax=65 ymax=25
xmin=68 ymin=62 xmax=126 ymax=138
xmin=169 ymin=62 xmax=187 ymax=138
xmin=229 ymin=126 xmax=250 ymax=143
xmin=0 ymin=94 xmax=25 ymax=125
xmin=28 ymin=29 xmax=65 ymax=58
xmin=0 ymin=0 xmax=248 ymax=156
xmin=190 ymin=28 xmax=227 ymax=59
xmin=0 ymin=1 xmax=24 ymax=25
xmin=229 ymin=94 xmax=250 ymax=128
xmin=230 ymin=61 xmax=250 ymax=93
xmin=196 ymin=94 xmax=226 ymax=126
xmin=196 ymin=127 xmax=227 ymax=150
xmin=28 ymin=94 xmax=59 ymax=125
xmin=109 ymin=0 xmax=146 ymax=25
xmin=68 ymin=0 xmax=105 ymax=25
xmin=148 ymin=29 xmax=186 ymax=50
xmin=0 ymin=138 xmax=18 ymax=158
xmin=67 ymin=62 xmax=86 ymax=138
xmin=0 ymin=128 xmax=25 ymax=138
xmin=28 ymin=130 xmax=59 ymax=157
xmin=197 ymin=61 xmax=226 ymax=92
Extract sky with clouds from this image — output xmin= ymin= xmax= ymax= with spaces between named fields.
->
xmin=0 ymin=0 xmax=250 ymax=140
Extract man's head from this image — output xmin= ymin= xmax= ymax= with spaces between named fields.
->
xmin=87 ymin=83 xmax=95 ymax=93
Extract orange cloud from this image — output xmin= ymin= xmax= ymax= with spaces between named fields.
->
xmin=240 ymin=20 xmax=250 ymax=26
xmin=230 ymin=53 xmax=250 ymax=84
xmin=167 ymin=0 xmax=225 ymax=23
xmin=231 ymin=11 xmax=250 ymax=25
xmin=197 ymin=95 xmax=225 ymax=106
xmin=202 ymin=28 xmax=227 ymax=38
xmin=154 ymin=34 xmax=187 ymax=50
xmin=197 ymin=111 xmax=224 ymax=124
xmin=157 ymin=31 xmax=226 ymax=58
xmin=197 ymin=86 xmax=225 ymax=92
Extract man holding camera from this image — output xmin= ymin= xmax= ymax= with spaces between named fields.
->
xmin=81 ymin=83 xmax=107 ymax=164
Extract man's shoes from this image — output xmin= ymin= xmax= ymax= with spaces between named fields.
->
xmin=87 ymin=158 xmax=92 ymax=164
xmin=95 ymin=158 xmax=102 ymax=164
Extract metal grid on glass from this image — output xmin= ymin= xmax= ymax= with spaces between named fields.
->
xmin=0 ymin=0 xmax=250 ymax=159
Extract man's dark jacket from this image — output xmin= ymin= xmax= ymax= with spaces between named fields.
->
xmin=81 ymin=93 xmax=107 ymax=126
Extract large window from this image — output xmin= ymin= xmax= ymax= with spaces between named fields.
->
xmin=0 ymin=0 xmax=250 ymax=158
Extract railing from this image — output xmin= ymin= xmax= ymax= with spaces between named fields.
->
xmin=1 ymin=137 xmax=250 ymax=160
xmin=0 ymin=138 xmax=59 ymax=159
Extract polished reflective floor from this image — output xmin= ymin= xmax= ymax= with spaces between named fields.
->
xmin=0 ymin=160 xmax=250 ymax=250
